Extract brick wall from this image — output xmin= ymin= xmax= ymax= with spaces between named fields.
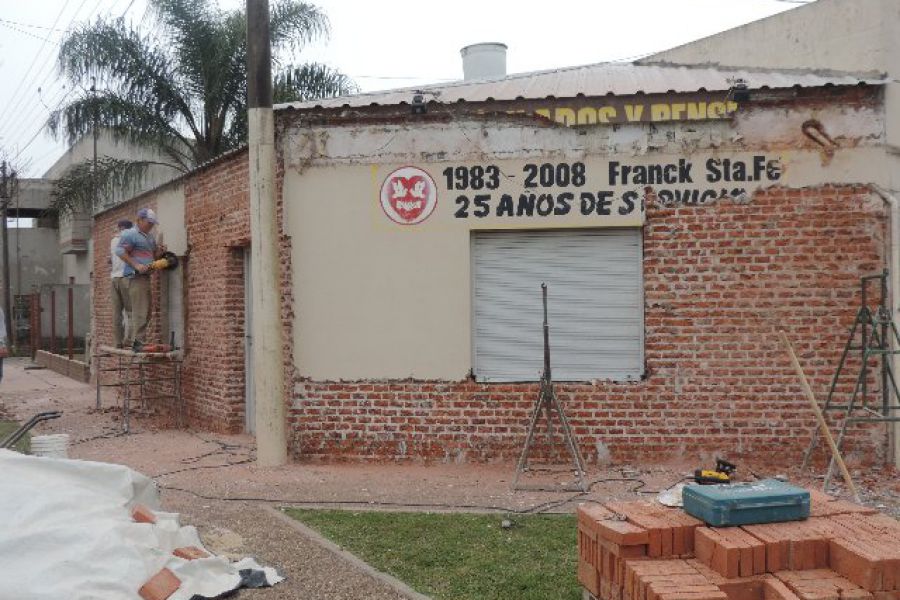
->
xmin=92 ymin=148 xmax=294 ymax=435
xmin=288 ymin=185 xmax=890 ymax=466
xmin=92 ymin=162 xmax=890 ymax=466
xmin=180 ymin=148 xmax=295 ymax=433
xmin=181 ymin=153 xmax=250 ymax=431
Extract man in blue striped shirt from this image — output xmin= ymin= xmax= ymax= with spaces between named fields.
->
xmin=116 ymin=208 xmax=166 ymax=350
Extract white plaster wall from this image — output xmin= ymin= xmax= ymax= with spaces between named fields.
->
xmin=14 ymin=179 xmax=54 ymax=211
xmin=42 ymin=131 xmax=182 ymax=208
xmin=152 ymin=185 xmax=187 ymax=255
xmin=61 ymin=252 xmax=92 ymax=286
xmin=2 ymin=227 xmax=60 ymax=295
xmin=649 ymin=0 xmax=890 ymax=73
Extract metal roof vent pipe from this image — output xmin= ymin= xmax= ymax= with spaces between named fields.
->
xmin=460 ymin=43 xmax=507 ymax=80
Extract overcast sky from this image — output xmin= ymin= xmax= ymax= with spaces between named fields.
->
xmin=0 ymin=0 xmax=803 ymax=177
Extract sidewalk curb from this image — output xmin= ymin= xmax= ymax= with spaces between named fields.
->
xmin=263 ymin=505 xmax=432 ymax=600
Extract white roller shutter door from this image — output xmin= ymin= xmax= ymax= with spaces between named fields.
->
xmin=472 ymin=229 xmax=643 ymax=382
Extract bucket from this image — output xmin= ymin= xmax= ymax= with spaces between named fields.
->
xmin=30 ymin=434 xmax=70 ymax=458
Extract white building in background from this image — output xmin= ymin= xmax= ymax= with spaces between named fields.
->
xmin=1 ymin=132 xmax=180 ymax=351
xmin=645 ymin=0 xmax=900 ymax=187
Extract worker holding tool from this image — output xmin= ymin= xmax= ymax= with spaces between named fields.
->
xmin=116 ymin=208 xmax=166 ymax=351
xmin=110 ymin=219 xmax=133 ymax=348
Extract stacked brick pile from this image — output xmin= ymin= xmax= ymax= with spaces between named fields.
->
xmin=577 ymin=490 xmax=900 ymax=600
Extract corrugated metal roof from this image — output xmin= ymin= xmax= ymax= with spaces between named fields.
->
xmin=276 ymin=61 xmax=884 ymax=111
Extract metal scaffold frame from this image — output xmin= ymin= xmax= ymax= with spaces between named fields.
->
xmin=94 ymin=345 xmax=184 ymax=433
xmin=801 ymin=270 xmax=900 ymax=489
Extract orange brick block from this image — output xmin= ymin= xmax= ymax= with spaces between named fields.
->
xmin=696 ymin=527 xmax=766 ymax=579
xmin=626 ymin=560 xmax=696 ymax=600
xmin=808 ymin=491 xmax=877 ymax=519
xmin=580 ymin=522 xmax=602 ymax=596
xmin=581 ymin=504 xmax=617 ymax=526
xmin=825 ymin=516 xmax=900 ymax=592
xmin=775 ymin=568 xmax=874 ymax=600
xmin=764 ymin=578 xmax=804 ymax=600
xmin=720 ymin=576 xmax=773 ymax=600
xmin=138 ymin=568 xmax=181 ymax=600
xmin=599 ymin=519 xmax=652 ymax=546
xmin=829 ymin=539 xmax=883 ymax=592
xmin=173 ymin=546 xmax=210 ymax=560
xmin=742 ymin=521 xmax=830 ymax=573
xmin=131 ymin=504 xmax=157 ymax=524
xmin=580 ymin=558 xmax=602 ymax=597
xmin=606 ymin=501 xmax=700 ymax=559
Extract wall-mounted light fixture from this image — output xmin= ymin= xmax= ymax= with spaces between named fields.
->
xmin=410 ymin=90 xmax=441 ymax=115
xmin=730 ymin=78 xmax=750 ymax=103
xmin=411 ymin=93 xmax=427 ymax=115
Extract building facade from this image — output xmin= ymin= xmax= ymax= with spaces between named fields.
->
xmin=91 ymin=58 xmax=897 ymax=467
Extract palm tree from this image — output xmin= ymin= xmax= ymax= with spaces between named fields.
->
xmin=48 ymin=0 xmax=356 ymax=213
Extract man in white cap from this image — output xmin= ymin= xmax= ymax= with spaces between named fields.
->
xmin=116 ymin=208 xmax=166 ymax=350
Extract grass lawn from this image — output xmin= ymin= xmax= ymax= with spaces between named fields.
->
xmin=0 ymin=421 xmax=30 ymax=453
xmin=284 ymin=508 xmax=580 ymax=600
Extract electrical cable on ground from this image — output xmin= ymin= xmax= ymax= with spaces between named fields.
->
xmin=149 ymin=446 xmax=664 ymax=515
xmin=75 ymin=428 xmax=683 ymax=516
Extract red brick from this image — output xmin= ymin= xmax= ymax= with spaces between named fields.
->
xmin=599 ymin=519 xmax=652 ymax=546
xmin=139 ymin=568 xmax=181 ymax=600
xmin=131 ymin=504 xmax=157 ymax=524
xmin=696 ymin=529 xmax=717 ymax=566
xmin=764 ymin=579 xmax=804 ymax=600
xmin=579 ymin=557 xmax=602 ymax=596
xmin=173 ymin=546 xmax=210 ymax=560
xmin=829 ymin=539 xmax=882 ymax=592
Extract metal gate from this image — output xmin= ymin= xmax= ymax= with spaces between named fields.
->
xmin=471 ymin=229 xmax=644 ymax=382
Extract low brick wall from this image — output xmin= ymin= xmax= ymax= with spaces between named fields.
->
xmin=35 ymin=350 xmax=90 ymax=383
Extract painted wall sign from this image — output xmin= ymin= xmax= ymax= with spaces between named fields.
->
xmin=532 ymin=98 xmax=739 ymax=126
xmin=442 ymin=154 xmax=782 ymax=223
xmin=379 ymin=166 xmax=438 ymax=225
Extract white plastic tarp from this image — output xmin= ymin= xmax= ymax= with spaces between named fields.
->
xmin=0 ymin=449 xmax=283 ymax=600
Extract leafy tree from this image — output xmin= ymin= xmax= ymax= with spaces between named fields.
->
xmin=48 ymin=0 xmax=356 ymax=213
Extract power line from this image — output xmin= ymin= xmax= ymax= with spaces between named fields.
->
xmin=0 ymin=17 xmax=67 ymax=32
xmin=0 ymin=0 xmax=75 ymax=137
xmin=12 ymin=86 xmax=77 ymax=169
xmin=2 ymin=0 xmax=108 ymax=144
xmin=0 ymin=21 xmax=64 ymax=45
xmin=0 ymin=0 xmax=110 ymax=156
xmin=119 ymin=0 xmax=138 ymax=18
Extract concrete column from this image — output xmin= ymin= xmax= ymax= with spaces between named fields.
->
xmin=247 ymin=0 xmax=287 ymax=466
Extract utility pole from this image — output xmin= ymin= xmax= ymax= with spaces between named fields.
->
xmin=89 ymin=77 xmax=99 ymax=371
xmin=0 ymin=161 xmax=14 ymax=345
xmin=246 ymin=0 xmax=287 ymax=466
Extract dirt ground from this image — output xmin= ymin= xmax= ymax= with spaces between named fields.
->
xmin=2 ymin=357 xmax=899 ymax=599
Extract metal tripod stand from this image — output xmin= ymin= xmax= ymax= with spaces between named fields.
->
xmin=513 ymin=283 xmax=588 ymax=492
xmin=800 ymin=270 xmax=900 ymax=489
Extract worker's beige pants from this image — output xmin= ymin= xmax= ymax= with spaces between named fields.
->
xmin=111 ymin=277 xmax=131 ymax=347
xmin=126 ymin=276 xmax=151 ymax=345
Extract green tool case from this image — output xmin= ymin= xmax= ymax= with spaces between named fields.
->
xmin=682 ymin=479 xmax=810 ymax=527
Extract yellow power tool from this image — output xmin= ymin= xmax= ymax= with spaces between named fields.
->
xmin=694 ymin=458 xmax=737 ymax=485
xmin=148 ymin=251 xmax=179 ymax=271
